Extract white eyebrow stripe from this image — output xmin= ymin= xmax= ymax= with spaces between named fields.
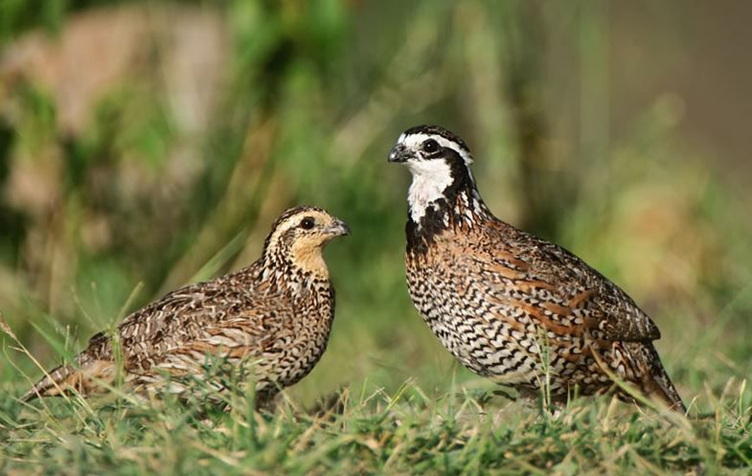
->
xmin=399 ymin=133 xmax=473 ymax=165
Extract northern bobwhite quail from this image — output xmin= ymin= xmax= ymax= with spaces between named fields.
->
xmin=388 ymin=125 xmax=685 ymax=411
xmin=22 ymin=206 xmax=350 ymax=409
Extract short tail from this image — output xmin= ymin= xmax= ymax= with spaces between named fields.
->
xmin=645 ymin=346 xmax=686 ymax=413
xmin=21 ymin=353 xmax=115 ymax=402
xmin=21 ymin=363 xmax=77 ymax=402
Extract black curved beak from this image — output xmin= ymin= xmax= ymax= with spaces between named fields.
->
xmin=388 ymin=144 xmax=413 ymax=163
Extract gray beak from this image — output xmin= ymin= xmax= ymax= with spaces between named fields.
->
xmin=388 ymin=144 xmax=412 ymax=163
xmin=327 ymin=219 xmax=351 ymax=236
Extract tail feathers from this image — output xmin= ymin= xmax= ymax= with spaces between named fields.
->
xmin=21 ymin=358 xmax=116 ymax=402
xmin=21 ymin=364 xmax=77 ymax=402
xmin=644 ymin=347 xmax=686 ymax=413
xmin=648 ymin=367 xmax=686 ymax=413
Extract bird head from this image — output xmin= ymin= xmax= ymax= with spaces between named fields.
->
xmin=388 ymin=125 xmax=473 ymax=168
xmin=388 ymin=125 xmax=478 ymax=225
xmin=263 ymin=206 xmax=350 ymax=279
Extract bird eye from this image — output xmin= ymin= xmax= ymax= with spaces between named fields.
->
xmin=422 ymin=139 xmax=439 ymax=153
xmin=300 ymin=217 xmax=315 ymax=230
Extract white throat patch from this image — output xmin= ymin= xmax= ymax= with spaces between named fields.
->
xmin=406 ymin=159 xmax=454 ymax=224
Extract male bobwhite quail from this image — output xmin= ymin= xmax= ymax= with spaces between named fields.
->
xmin=388 ymin=125 xmax=685 ymax=411
xmin=22 ymin=206 xmax=350 ymax=409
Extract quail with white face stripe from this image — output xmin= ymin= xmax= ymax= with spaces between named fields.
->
xmin=22 ymin=206 xmax=350 ymax=410
xmin=389 ymin=124 xmax=685 ymax=411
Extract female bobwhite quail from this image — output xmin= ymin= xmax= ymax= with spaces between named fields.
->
xmin=22 ymin=206 xmax=350 ymax=410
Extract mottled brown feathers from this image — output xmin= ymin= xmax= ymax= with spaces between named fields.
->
xmin=23 ymin=125 xmax=686 ymax=415
xmin=391 ymin=125 xmax=685 ymax=411
xmin=23 ymin=206 xmax=349 ymax=408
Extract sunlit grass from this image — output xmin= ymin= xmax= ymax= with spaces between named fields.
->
xmin=1 ymin=363 xmax=751 ymax=475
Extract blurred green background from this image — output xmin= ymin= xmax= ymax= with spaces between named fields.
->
xmin=1 ymin=0 xmax=751 ymax=408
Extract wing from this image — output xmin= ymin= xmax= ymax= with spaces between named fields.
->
xmin=82 ymin=263 xmax=278 ymax=372
xmin=472 ymin=221 xmax=661 ymax=342
xmin=24 ymin=263 xmax=281 ymax=400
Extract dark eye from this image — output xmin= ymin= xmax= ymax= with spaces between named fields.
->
xmin=422 ymin=139 xmax=439 ymax=153
xmin=300 ymin=217 xmax=315 ymax=230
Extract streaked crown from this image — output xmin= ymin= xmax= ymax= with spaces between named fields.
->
xmin=263 ymin=206 xmax=350 ymax=264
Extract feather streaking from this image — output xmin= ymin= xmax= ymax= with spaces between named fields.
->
xmin=22 ymin=206 xmax=350 ymax=410
xmin=389 ymin=125 xmax=685 ymax=411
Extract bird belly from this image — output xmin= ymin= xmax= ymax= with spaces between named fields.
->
xmin=407 ymin=272 xmax=540 ymax=385
xmin=406 ymin=260 xmax=607 ymax=393
xmin=405 ymin=256 xmax=651 ymax=399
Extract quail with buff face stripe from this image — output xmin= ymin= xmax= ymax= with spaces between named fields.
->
xmin=389 ymin=125 xmax=685 ymax=411
xmin=22 ymin=206 xmax=350 ymax=410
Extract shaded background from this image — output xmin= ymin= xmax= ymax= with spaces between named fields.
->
xmin=1 ymin=0 xmax=751 ymax=407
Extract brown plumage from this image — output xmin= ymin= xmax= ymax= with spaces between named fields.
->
xmin=22 ymin=206 xmax=350 ymax=409
xmin=389 ymin=125 xmax=685 ymax=411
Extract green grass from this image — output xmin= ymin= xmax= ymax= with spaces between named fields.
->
xmin=2 ymin=305 xmax=752 ymax=475
xmin=2 ymin=0 xmax=752 ymax=474
xmin=1 ymin=362 xmax=751 ymax=475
